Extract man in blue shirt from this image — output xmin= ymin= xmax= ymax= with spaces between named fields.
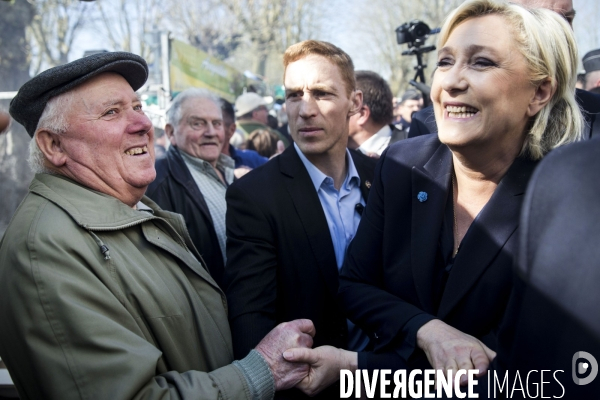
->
xmin=220 ymin=98 xmax=268 ymax=173
xmin=225 ymin=40 xmax=377 ymax=399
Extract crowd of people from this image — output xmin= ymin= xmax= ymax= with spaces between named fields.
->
xmin=0 ymin=0 xmax=599 ymax=399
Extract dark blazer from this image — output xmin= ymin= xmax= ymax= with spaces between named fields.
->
xmin=146 ymin=146 xmax=225 ymax=288
xmin=484 ymin=138 xmax=600 ymax=398
xmin=339 ymin=134 xmax=538 ymax=370
xmin=408 ymin=88 xmax=600 ymax=139
xmin=388 ymin=123 xmax=409 ymax=146
xmin=225 ymin=146 xmax=376 ymax=398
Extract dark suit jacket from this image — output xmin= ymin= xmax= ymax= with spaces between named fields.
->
xmin=339 ymin=134 xmax=538 ymax=370
xmin=225 ymin=146 xmax=376 ymax=398
xmin=388 ymin=123 xmax=409 ymax=146
xmin=483 ymin=138 xmax=600 ymax=398
xmin=408 ymin=88 xmax=600 ymax=139
xmin=145 ymin=146 xmax=225 ymax=288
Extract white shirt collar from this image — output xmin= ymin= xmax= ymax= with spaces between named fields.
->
xmin=357 ymin=124 xmax=392 ymax=156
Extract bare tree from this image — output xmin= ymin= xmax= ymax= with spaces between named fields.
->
xmin=166 ymin=0 xmax=242 ymax=60
xmin=92 ymin=0 xmax=165 ymax=60
xmin=352 ymin=0 xmax=462 ymax=95
xmin=0 ymin=0 xmax=34 ymax=90
xmin=222 ymin=0 xmax=322 ymax=78
xmin=26 ymin=0 xmax=90 ymax=74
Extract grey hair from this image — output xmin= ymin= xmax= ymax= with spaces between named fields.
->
xmin=166 ymin=88 xmax=222 ymax=127
xmin=28 ymin=93 xmax=74 ymax=174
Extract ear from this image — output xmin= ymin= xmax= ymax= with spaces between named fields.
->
xmin=228 ymin=122 xmax=237 ymax=137
xmin=36 ymin=129 xmax=69 ymax=168
xmin=165 ymin=124 xmax=177 ymax=145
xmin=527 ymin=78 xmax=555 ymax=117
xmin=356 ymin=105 xmax=371 ymax=126
xmin=348 ymin=89 xmax=363 ymax=118
xmin=223 ymin=122 xmax=236 ymax=142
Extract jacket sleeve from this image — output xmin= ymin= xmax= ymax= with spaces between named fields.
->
xmin=225 ymin=180 xmax=278 ymax=360
xmin=0 ymin=201 xmax=265 ymax=400
xmin=338 ymin=150 xmax=431 ymax=354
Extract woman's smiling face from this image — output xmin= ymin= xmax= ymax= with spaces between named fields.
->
xmin=432 ymin=14 xmax=539 ymax=153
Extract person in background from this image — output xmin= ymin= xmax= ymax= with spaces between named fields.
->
xmin=235 ymin=92 xmax=290 ymax=147
xmin=582 ymin=48 xmax=600 ymax=91
xmin=220 ymin=98 xmax=268 ymax=177
xmin=153 ymin=127 xmax=168 ymax=160
xmin=394 ymin=89 xmax=422 ymax=131
xmin=347 ymin=70 xmax=407 ymax=156
xmin=576 ymin=72 xmax=586 ymax=89
xmin=146 ymin=88 xmax=233 ymax=289
xmin=487 ymin=137 xmax=600 ymax=398
xmin=246 ymin=128 xmax=281 ymax=158
xmin=0 ymin=52 xmax=314 ymax=400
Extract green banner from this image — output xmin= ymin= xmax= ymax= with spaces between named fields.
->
xmin=169 ymin=39 xmax=246 ymax=102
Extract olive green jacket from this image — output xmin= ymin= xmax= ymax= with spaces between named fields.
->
xmin=0 ymin=174 xmax=271 ymax=400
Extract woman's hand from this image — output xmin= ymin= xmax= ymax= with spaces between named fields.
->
xmin=283 ymin=345 xmax=358 ymax=397
xmin=416 ymin=319 xmax=496 ymax=385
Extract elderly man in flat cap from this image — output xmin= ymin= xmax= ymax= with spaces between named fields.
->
xmin=0 ymin=52 xmax=314 ymax=400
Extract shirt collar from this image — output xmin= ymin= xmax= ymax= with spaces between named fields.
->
xmin=135 ymin=200 xmax=154 ymax=214
xmin=294 ymin=143 xmax=361 ymax=192
xmin=180 ymin=150 xmax=234 ymax=171
xmin=357 ymin=124 xmax=392 ymax=155
xmin=180 ymin=150 xmax=235 ymax=185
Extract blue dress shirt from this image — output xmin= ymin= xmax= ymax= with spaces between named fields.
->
xmin=294 ymin=144 xmax=369 ymax=351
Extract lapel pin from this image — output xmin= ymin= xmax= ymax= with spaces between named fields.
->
xmin=417 ymin=191 xmax=428 ymax=202
xmin=365 ymin=180 xmax=372 ymax=189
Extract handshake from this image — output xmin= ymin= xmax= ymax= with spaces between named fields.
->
xmin=254 ymin=319 xmax=357 ymax=397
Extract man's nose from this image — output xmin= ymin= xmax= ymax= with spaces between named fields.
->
xmin=298 ymin=94 xmax=318 ymax=119
xmin=204 ymin=124 xmax=218 ymax=137
xmin=128 ymin=109 xmax=153 ymax=135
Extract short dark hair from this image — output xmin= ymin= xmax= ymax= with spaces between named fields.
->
xmin=220 ymin=98 xmax=235 ymax=126
xmin=355 ymin=70 xmax=393 ymax=125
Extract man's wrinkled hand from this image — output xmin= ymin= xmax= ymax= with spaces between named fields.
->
xmin=283 ymin=345 xmax=357 ymax=397
xmin=255 ymin=319 xmax=316 ymax=391
xmin=416 ymin=319 xmax=496 ymax=385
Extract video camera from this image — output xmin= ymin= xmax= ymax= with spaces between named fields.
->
xmin=395 ymin=20 xmax=440 ymax=105
xmin=395 ymin=20 xmax=438 ymax=46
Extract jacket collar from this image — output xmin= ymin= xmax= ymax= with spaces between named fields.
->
xmin=29 ymin=173 xmax=222 ymax=292
xmin=437 ymin=155 xmax=538 ymax=317
xmin=30 ymin=173 xmax=154 ymax=230
xmin=165 ymin=146 xmax=213 ymax=224
xmin=410 ymin=142 xmax=453 ymax=313
xmin=409 ymin=141 xmax=538 ymax=317
xmin=277 ymin=146 xmax=373 ymax=297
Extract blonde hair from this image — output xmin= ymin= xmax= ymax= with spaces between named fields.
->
xmin=438 ymin=0 xmax=583 ymax=160
xmin=283 ymin=40 xmax=356 ymax=97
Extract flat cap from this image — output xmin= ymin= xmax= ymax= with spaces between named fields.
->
xmin=583 ymin=49 xmax=600 ymax=74
xmin=235 ymin=92 xmax=267 ymax=118
xmin=10 ymin=51 xmax=148 ymax=137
